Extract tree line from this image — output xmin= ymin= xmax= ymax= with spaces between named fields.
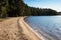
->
xmin=0 ymin=0 xmax=60 ymax=18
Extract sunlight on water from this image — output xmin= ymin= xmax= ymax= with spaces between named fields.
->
xmin=25 ymin=16 xmax=61 ymax=40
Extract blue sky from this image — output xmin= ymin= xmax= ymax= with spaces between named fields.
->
xmin=23 ymin=0 xmax=61 ymax=12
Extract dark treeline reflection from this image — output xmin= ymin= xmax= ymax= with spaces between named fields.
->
xmin=0 ymin=0 xmax=61 ymax=18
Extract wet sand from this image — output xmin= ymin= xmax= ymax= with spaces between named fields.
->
xmin=19 ymin=17 xmax=43 ymax=40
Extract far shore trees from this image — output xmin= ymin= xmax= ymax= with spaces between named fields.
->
xmin=0 ymin=0 xmax=60 ymax=18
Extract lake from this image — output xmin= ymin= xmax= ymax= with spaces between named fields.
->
xmin=25 ymin=16 xmax=61 ymax=40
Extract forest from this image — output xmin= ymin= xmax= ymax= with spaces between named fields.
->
xmin=0 ymin=0 xmax=61 ymax=18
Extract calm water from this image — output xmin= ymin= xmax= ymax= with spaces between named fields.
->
xmin=25 ymin=16 xmax=61 ymax=40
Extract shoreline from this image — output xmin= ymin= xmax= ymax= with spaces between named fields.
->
xmin=19 ymin=17 xmax=44 ymax=40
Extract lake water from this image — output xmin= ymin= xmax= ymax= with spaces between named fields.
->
xmin=25 ymin=16 xmax=61 ymax=40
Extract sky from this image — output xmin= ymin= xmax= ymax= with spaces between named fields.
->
xmin=23 ymin=0 xmax=61 ymax=12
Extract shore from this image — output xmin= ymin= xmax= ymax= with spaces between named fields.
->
xmin=0 ymin=17 xmax=43 ymax=40
xmin=19 ymin=17 xmax=44 ymax=40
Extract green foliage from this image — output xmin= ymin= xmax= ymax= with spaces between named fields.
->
xmin=0 ymin=0 xmax=59 ymax=18
xmin=30 ymin=7 xmax=57 ymax=16
xmin=0 ymin=0 xmax=9 ymax=18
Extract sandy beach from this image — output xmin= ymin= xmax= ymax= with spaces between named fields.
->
xmin=0 ymin=17 xmax=43 ymax=40
xmin=19 ymin=17 xmax=44 ymax=40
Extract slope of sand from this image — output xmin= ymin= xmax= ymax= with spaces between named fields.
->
xmin=0 ymin=17 xmax=43 ymax=40
xmin=19 ymin=17 xmax=44 ymax=40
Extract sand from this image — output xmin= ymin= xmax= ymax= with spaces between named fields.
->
xmin=0 ymin=17 xmax=43 ymax=40
xmin=19 ymin=17 xmax=43 ymax=40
